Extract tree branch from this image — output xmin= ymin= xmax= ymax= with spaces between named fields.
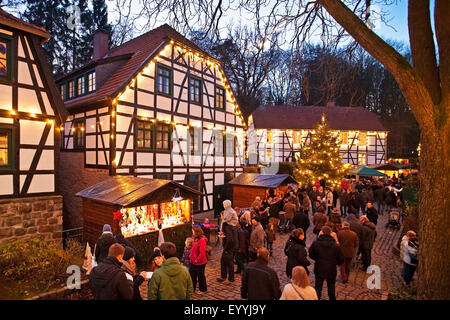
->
xmin=408 ymin=0 xmax=441 ymax=105
xmin=316 ymin=0 xmax=435 ymax=132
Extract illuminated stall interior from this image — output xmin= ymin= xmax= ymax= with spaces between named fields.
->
xmin=76 ymin=176 xmax=202 ymax=245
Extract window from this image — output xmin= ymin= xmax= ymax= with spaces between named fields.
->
xmin=214 ymin=131 xmax=224 ymax=156
xmin=73 ymin=120 xmax=85 ymax=149
xmin=68 ymin=80 xmax=75 ymax=99
xmin=215 ymin=87 xmax=225 ymax=109
xmin=136 ymin=120 xmax=153 ymax=149
xmin=155 ymin=122 xmax=171 ymax=151
xmin=0 ymin=126 xmax=14 ymax=169
xmin=59 ymin=83 xmax=67 ymax=101
xmin=189 ymin=77 xmax=202 ymax=104
xmin=156 ymin=65 xmax=171 ymax=95
xmin=225 ymin=134 xmax=235 ymax=157
xmin=60 ymin=70 xmax=96 ymax=101
xmin=340 ymin=132 xmax=348 ymax=145
xmin=77 ymin=76 xmax=85 ymax=96
xmin=189 ymin=127 xmax=202 ymax=155
xmin=358 ymin=132 xmax=367 ymax=146
xmin=0 ymin=35 xmax=12 ymax=80
xmin=87 ymin=71 xmax=96 ymax=92
xmin=358 ymin=152 xmax=366 ymax=165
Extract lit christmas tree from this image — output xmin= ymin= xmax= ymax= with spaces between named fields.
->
xmin=294 ymin=114 xmax=346 ymax=188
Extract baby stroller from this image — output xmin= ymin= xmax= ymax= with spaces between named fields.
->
xmin=386 ymin=208 xmax=401 ymax=230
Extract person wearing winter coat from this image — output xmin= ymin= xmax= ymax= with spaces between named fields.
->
xmin=374 ymin=184 xmax=386 ymax=214
xmin=401 ymin=231 xmax=418 ymax=286
xmin=347 ymin=194 xmax=361 ymax=216
xmin=384 ymin=188 xmax=396 ymax=212
xmin=251 ymin=196 xmax=262 ymax=212
xmin=284 ymin=228 xmax=310 ymax=278
xmin=249 ymin=215 xmax=265 ymax=262
xmin=312 ymin=207 xmax=328 ymax=237
xmin=115 ymin=231 xmax=143 ymax=268
xmin=326 ymin=188 xmax=334 ymax=215
xmin=264 ymin=223 xmax=276 ymax=256
xmin=94 ymin=224 xmax=118 ymax=264
xmin=359 ymin=216 xmax=377 ymax=271
xmin=282 ymin=199 xmax=297 ymax=233
xmin=148 ymin=242 xmax=194 ymax=300
xmin=331 ymin=187 xmax=338 ymax=209
xmin=218 ymin=221 xmax=239 ymax=283
xmin=293 ymin=211 xmax=310 ymax=241
xmin=280 ymin=266 xmax=318 ymax=300
xmin=222 ymin=200 xmax=239 ymax=227
xmin=121 ymin=246 xmax=146 ymax=300
xmin=180 ymin=237 xmax=194 ymax=271
xmin=236 ymin=221 xmax=250 ymax=274
xmin=366 ymin=202 xmax=379 ymax=225
xmin=339 ymin=188 xmax=349 ymax=217
xmin=189 ymin=225 xmax=209 ymax=293
xmin=308 ymin=226 xmax=344 ymax=300
xmin=89 ymin=243 xmax=134 ymax=300
xmin=301 ymin=192 xmax=310 ymax=215
xmin=337 ymin=222 xmax=359 ymax=283
xmin=241 ymin=248 xmax=282 ymax=300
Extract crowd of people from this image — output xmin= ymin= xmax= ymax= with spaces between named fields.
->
xmin=87 ymin=175 xmax=417 ymax=300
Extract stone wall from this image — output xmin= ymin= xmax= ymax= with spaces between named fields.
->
xmin=58 ymin=152 xmax=110 ymax=230
xmin=0 ymin=195 xmax=63 ymax=245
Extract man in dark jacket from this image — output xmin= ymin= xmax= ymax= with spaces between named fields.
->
xmin=235 ymin=221 xmax=249 ymax=274
xmin=347 ymin=193 xmax=361 ymax=216
xmin=95 ymin=224 xmax=118 ymax=264
xmin=218 ymin=223 xmax=238 ymax=283
xmin=337 ymin=222 xmax=359 ymax=283
xmin=292 ymin=211 xmax=310 ymax=241
xmin=359 ymin=216 xmax=377 ymax=271
xmin=308 ymin=226 xmax=344 ymax=300
xmin=312 ymin=207 xmax=328 ymax=238
xmin=366 ymin=202 xmax=379 ymax=225
xmin=89 ymin=243 xmax=134 ymax=300
xmin=284 ymin=228 xmax=310 ymax=278
xmin=241 ymin=248 xmax=281 ymax=300
xmin=374 ymin=185 xmax=385 ymax=215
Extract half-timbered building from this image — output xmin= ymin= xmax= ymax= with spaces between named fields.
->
xmin=0 ymin=9 xmax=66 ymax=244
xmin=248 ymin=104 xmax=388 ymax=166
xmin=56 ymin=25 xmax=246 ymax=228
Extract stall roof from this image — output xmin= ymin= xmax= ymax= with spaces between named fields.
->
xmin=347 ymin=166 xmax=387 ymax=177
xmin=369 ymin=163 xmax=413 ymax=171
xmin=228 ymin=173 xmax=298 ymax=188
xmin=76 ymin=176 xmax=202 ymax=207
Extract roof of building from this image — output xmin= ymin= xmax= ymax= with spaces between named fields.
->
xmin=228 ymin=173 xmax=298 ymax=188
xmin=0 ymin=8 xmax=50 ymax=41
xmin=61 ymin=24 xmax=216 ymax=110
xmin=76 ymin=176 xmax=203 ymax=207
xmin=251 ymin=105 xmax=386 ymax=131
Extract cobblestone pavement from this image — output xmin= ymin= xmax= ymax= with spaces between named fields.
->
xmin=139 ymin=210 xmax=412 ymax=300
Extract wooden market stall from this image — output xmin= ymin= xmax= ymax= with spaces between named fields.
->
xmin=76 ymin=176 xmax=202 ymax=265
xmin=228 ymin=173 xmax=298 ymax=209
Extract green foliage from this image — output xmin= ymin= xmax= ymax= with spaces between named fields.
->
xmin=0 ymin=237 xmax=83 ymax=295
xmin=294 ymin=117 xmax=345 ymax=187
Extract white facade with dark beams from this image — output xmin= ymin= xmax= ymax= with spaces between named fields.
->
xmin=248 ymin=105 xmax=388 ymax=166
xmin=0 ymin=9 xmax=65 ymax=199
xmin=56 ymin=25 xmax=246 ymax=222
xmin=0 ymin=9 xmax=66 ymax=244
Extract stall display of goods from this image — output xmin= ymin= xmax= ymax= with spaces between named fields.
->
xmin=160 ymin=200 xmax=190 ymax=229
xmin=119 ymin=200 xmax=191 ymax=238
xmin=120 ymin=204 xmax=159 ymax=237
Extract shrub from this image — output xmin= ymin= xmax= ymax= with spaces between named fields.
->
xmin=0 ymin=237 xmax=84 ymax=295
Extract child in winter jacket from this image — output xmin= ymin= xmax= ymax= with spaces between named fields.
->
xmin=181 ymin=237 xmax=194 ymax=271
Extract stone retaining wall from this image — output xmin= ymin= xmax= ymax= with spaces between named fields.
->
xmin=0 ymin=195 xmax=63 ymax=245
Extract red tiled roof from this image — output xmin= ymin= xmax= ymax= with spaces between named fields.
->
xmin=251 ymin=105 xmax=386 ymax=131
xmin=0 ymin=8 xmax=50 ymax=40
xmin=64 ymin=24 xmax=213 ymax=110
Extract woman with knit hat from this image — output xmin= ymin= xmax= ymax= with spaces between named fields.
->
xmin=121 ymin=246 xmax=146 ymax=300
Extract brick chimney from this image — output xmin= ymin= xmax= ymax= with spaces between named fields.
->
xmin=326 ymin=101 xmax=336 ymax=107
xmin=93 ymin=30 xmax=109 ymax=60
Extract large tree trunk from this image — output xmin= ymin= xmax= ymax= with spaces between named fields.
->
xmin=417 ymin=123 xmax=450 ymax=299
